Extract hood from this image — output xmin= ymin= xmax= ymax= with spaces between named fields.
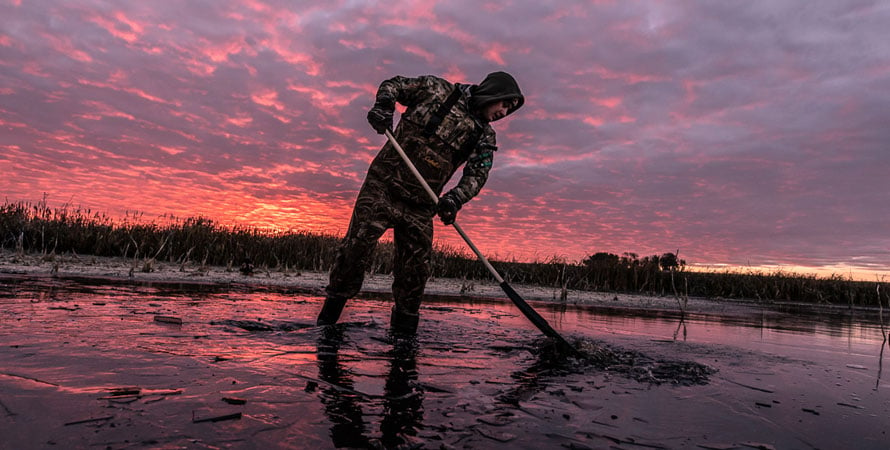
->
xmin=469 ymin=71 xmax=524 ymax=116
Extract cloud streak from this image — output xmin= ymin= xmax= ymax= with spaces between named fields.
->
xmin=1 ymin=0 xmax=888 ymax=279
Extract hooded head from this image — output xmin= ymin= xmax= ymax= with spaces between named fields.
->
xmin=469 ymin=71 xmax=524 ymax=122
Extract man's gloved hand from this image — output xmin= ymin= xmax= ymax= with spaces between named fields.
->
xmin=437 ymin=193 xmax=461 ymax=225
xmin=367 ymin=94 xmax=395 ymax=134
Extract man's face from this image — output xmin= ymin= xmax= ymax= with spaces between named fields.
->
xmin=481 ymin=99 xmax=517 ymax=122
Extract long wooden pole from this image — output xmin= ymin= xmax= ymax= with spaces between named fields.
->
xmin=384 ymin=129 xmax=581 ymax=354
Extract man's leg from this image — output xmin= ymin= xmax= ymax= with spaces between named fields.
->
xmin=390 ymin=209 xmax=434 ymax=334
xmin=319 ymin=192 xmax=390 ymax=325
xmin=316 ymin=296 xmax=348 ymax=326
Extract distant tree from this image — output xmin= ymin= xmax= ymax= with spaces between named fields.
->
xmin=658 ymin=252 xmax=687 ymax=271
xmin=620 ymin=252 xmax=639 ymax=268
xmin=640 ymin=254 xmax=660 ymax=268
xmin=659 ymin=252 xmax=679 ymax=271
xmin=583 ymin=252 xmax=619 ymax=269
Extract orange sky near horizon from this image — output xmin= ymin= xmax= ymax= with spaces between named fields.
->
xmin=2 ymin=1 xmax=888 ymax=282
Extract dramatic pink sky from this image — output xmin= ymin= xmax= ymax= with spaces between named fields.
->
xmin=2 ymin=1 xmax=888 ymax=279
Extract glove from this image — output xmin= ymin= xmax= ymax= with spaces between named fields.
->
xmin=437 ymin=194 xmax=461 ymax=225
xmin=367 ymin=95 xmax=395 ymax=134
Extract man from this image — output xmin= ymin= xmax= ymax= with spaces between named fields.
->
xmin=317 ymin=71 xmax=524 ymax=334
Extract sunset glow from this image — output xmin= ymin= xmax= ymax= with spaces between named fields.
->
xmin=2 ymin=1 xmax=888 ymax=280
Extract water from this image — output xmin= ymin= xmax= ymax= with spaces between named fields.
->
xmin=0 ymin=275 xmax=887 ymax=449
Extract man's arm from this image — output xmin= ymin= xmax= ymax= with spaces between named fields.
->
xmin=368 ymin=75 xmax=439 ymax=134
xmin=443 ymin=131 xmax=497 ymax=205
xmin=374 ymin=75 xmax=437 ymax=108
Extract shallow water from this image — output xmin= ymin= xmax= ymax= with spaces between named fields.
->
xmin=0 ymin=275 xmax=888 ymax=449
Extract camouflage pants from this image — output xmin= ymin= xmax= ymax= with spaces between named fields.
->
xmin=325 ymin=181 xmax=434 ymax=315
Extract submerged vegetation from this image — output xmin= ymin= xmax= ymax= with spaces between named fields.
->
xmin=1 ymin=200 xmax=886 ymax=307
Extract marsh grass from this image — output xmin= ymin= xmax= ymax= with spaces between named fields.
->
xmin=0 ymin=200 xmax=881 ymax=306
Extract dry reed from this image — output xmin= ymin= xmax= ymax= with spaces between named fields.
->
xmin=0 ymin=200 xmax=882 ymax=306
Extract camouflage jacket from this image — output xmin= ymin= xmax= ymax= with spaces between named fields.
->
xmin=366 ymin=75 xmax=497 ymax=207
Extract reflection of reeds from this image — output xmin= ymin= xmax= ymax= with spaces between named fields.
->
xmin=0 ymin=200 xmax=883 ymax=306
xmin=876 ymin=282 xmax=887 ymax=390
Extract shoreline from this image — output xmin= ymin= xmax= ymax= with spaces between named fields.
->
xmin=1 ymin=249 xmax=881 ymax=321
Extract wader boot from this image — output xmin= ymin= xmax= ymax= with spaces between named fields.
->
xmin=390 ymin=306 xmax=420 ymax=335
xmin=316 ymin=296 xmax=347 ymax=326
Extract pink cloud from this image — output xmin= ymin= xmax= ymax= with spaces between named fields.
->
xmin=266 ymin=41 xmax=321 ymax=75
xmin=326 ymin=80 xmax=378 ymax=96
xmin=442 ymin=65 xmax=468 ymax=83
xmin=482 ymin=42 xmax=508 ymax=65
xmin=114 ymin=11 xmax=145 ymax=34
xmin=77 ymin=78 xmax=179 ymax=106
xmin=250 ymin=88 xmax=285 ymax=111
xmin=338 ymin=38 xmax=367 ymax=50
xmin=594 ymin=97 xmax=623 ymax=108
xmin=321 ymin=124 xmax=356 ymax=139
xmin=243 ymin=0 xmax=273 ymax=14
xmin=41 ymin=32 xmax=92 ymax=63
xmin=0 ymin=118 xmax=28 ymax=129
xmin=287 ymin=83 xmax=363 ymax=116
xmin=77 ymin=101 xmax=137 ymax=121
xmin=225 ymin=115 xmax=254 ymax=127
xmin=87 ymin=11 xmax=145 ymax=44
xmin=19 ymin=62 xmax=49 ymax=77
xmin=403 ymin=44 xmax=435 ymax=64
xmin=583 ymin=117 xmax=604 ymax=127
xmin=200 ymin=37 xmax=252 ymax=63
xmin=157 ymin=145 xmax=186 ymax=156
xmin=586 ymin=65 xmax=664 ymax=85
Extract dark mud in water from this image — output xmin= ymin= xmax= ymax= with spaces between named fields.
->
xmin=214 ymin=318 xmax=718 ymax=387
xmin=1 ymin=275 xmax=888 ymax=449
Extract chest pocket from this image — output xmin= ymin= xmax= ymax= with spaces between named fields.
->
xmin=423 ymin=88 xmax=462 ymax=137
xmin=422 ymin=88 xmax=481 ymax=164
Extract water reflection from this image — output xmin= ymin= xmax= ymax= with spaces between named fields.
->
xmin=878 ymin=339 xmax=885 ymax=391
xmin=673 ymin=317 xmax=687 ymax=341
xmin=315 ymin=327 xmax=370 ymax=448
xmin=877 ymin=318 xmax=889 ymax=391
xmin=496 ymin=343 xmax=562 ymax=406
xmin=380 ymin=334 xmax=423 ymax=447
xmin=315 ymin=327 xmax=423 ymax=448
xmin=878 ymin=294 xmax=889 ymax=390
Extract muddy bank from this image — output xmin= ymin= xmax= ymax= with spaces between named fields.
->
xmin=1 ymin=250 xmax=880 ymax=323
